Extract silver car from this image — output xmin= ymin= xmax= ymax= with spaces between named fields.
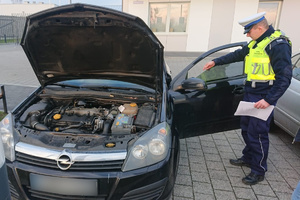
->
xmin=0 ymin=130 xmax=11 ymax=200
xmin=274 ymin=53 xmax=300 ymax=142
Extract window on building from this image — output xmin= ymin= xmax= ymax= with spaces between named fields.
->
xmin=149 ymin=3 xmax=189 ymax=33
xmin=258 ymin=1 xmax=282 ymax=28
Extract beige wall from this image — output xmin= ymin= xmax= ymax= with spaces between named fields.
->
xmin=231 ymin=0 xmax=259 ymax=44
xmin=186 ymin=0 xmax=213 ymax=52
xmin=127 ymin=0 xmax=300 ymax=53
xmin=124 ymin=0 xmax=149 ymax=23
xmin=279 ymin=0 xmax=300 ymax=53
xmin=208 ymin=0 xmax=235 ymax=49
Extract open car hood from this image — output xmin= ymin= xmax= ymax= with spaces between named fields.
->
xmin=21 ymin=4 xmax=164 ymax=91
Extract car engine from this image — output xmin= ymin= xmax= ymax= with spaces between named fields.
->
xmin=19 ymin=98 xmax=156 ymax=136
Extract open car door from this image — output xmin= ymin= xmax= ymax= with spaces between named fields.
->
xmin=169 ymin=42 xmax=247 ymax=138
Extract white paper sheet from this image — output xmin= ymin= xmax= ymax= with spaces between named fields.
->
xmin=234 ymin=101 xmax=274 ymax=121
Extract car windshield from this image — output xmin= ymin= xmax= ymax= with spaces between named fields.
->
xmin=53 ymin=79 xmax=155 ymax=93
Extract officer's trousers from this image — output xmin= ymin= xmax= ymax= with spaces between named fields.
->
xmin=240 ymin=92 xmax=274 ymax=176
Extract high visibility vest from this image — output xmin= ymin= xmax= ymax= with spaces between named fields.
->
xmin=244 ymin=30 xmax=289 ymax=82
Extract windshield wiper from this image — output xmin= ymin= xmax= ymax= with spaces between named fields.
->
xmin=48 ymin=84 xmax=155 ymax=94
xmin=88 ymin=86 xmax=155 ymax=94
xmin=48 ymin=83 xmax=82 ymax=89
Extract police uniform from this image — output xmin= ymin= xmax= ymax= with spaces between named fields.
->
xmin=212 ymin=12 xmax=292 ymax=184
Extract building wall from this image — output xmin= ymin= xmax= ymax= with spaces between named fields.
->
xmin=186 ymin=0 xmax=213 ymax=52
xmin=123 ymin=0 xmax=299 ymax=53
xmin=208 ymin=0 xmax=235 ymax=50
xmin=279 ymin=0 xmax=300 ymax=53
xmin=2 ymin=1 xmax=297 ymax=53
xmin=231 ymin=0 xmax=259 ymax=45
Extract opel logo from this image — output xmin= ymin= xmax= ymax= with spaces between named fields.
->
xmin=56 ymin=150 xmax=74 ymax=170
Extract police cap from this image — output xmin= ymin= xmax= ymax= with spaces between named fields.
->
xmin=238 ymin=12 xmax=266 ymax=34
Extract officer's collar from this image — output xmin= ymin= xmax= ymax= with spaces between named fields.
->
xmin=255 ymin=25 xmax=275 ymax=43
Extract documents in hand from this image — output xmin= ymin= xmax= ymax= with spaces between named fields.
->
xmin=234 ymin=101 xmax=274 ymax=121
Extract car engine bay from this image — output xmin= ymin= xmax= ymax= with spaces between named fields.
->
xmin=13 ymin=88 xmax=160 ymax=151
xmin=19 ymin=97 xmax=157 ymax=135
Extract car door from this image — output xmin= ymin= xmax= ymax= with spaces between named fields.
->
xmin=274 ymin=53 xmax=300 ymax=139
xmin=169 ymin=42 xmax=247 ymax=138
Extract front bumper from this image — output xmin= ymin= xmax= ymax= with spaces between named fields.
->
xmin=6 ymin=145 xmax=178 ymax=200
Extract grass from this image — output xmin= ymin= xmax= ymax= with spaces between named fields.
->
xmin=0 ymin=39 xmax=19 ymax=44
xmin=0 ymin=111 xmax=7 ymax=121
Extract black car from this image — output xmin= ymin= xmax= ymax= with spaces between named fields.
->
xmin=0 ymin=4 xmax=246 ymax=200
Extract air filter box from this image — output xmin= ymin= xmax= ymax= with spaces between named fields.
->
xmin=134 ymin=106 xmax=155 ymax=128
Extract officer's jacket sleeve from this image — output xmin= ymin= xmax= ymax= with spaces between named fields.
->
xmin=213 ymin=45 xmax=249 ymax=66
xmin=265 ymin=39 xmax=292 ymax=105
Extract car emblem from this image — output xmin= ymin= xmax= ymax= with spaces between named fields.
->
xmin=56 ymin=150 xmax=74 ymax=170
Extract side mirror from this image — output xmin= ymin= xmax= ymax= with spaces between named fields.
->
xmin=181 ymin=77 xmax=207 ymax=90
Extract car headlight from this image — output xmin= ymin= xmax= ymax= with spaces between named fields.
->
xmin=0 ymin=113 xmax=15 ymax=161
xmin=122 ymin=122 xmax=171 ymax=172
xmin=132 ymin=144 xmax=148 ymax=159
xmin=149 ymin=139 xmax=166 ymax=156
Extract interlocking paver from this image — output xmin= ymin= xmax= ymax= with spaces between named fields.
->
xmin=194 ymin=193 xmax=215 ymax=200
xmin=200 ymin=141 xmax=216 ymax=148
xmin=274 ymin=192 xmax=294 ymax=200
xmin=206 ymin=161 xmax=225 ymax=171
xmin=176 ymin=174 xmax=193 ymax=186
xmin=256 ymin=196 xmax=278 ymax=200
xmin=233 ymin=187 xmax=257 ymax=199
xmin=178 ymin=165 xmax=191 ymax=175
xmin=211 ymin=179 xmax=233 ymax=191
xmin=174 ymin=184 xmax=194 ymax=198
xmin=214 ymin=139 xmax=230 ymax=146
xmin=193 ymin=182 xmax=214 ymax=195
xmin=214 ymin=190 xmax=236 ymax=200
xmin=189 ymin=162 xmax=208 ymax=173
xmin=189 ymin=155 xmax=205 ymax=163
xmin=269 ymin=181 xmax=294 ymax=193
xmin=217 ymin=145 xmax=235 ymax=153
xmin=204 ymin=154 xmax=222 ymax=162
xmin=251 ymin=184 xmax=276 ymax=197
xmin=187 ymin=148 xmax=203 ymax=156
xmin=226 ymin=167 xmax=246 ymax=177
xmin=209 ymin=170 xmax=229 ymax=181
xmin=228 ymin=176 xmax=249 ymax=188
xmin=202 ymin=147 xmax=219 ymax=155
xmin=191 ymin=171 xmax=210 ymax=183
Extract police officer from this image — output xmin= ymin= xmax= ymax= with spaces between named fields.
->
xmin=203 ymin=12 xmax=292 ymax=185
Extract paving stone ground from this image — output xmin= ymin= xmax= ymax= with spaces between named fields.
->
xmin=1 ymin=44 xmax=299 ymax=200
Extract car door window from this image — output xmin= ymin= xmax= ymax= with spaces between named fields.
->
xmin=187 ymin=50 xmax=244 ymax=83
xmin=292 ymin=53 xmax=300 ymax=81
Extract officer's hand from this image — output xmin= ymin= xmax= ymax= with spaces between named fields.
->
xmin=254 ymin=99 xmax=270 ymax=109
xmin=203 ymin=61 xmax=215 ymax=71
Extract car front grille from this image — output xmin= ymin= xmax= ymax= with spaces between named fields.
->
xmin=26 ymin=188 xmax=106 ymax=200
xmin=120 ymin=178 xmax=167 ymax=200
xmin=16 ymin=152 xmax=124 ymax=171
xmin=120 ymin=186 xmax=164 ymax=200
xmin=8 ymin=179 xmax=20 ymax=199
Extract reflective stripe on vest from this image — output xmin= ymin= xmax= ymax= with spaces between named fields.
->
xmin=244 ymin=30 xmax=284 ymax=82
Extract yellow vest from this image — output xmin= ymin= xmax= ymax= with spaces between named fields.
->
xmin=244 ymin=30 xmax=287 ymax=82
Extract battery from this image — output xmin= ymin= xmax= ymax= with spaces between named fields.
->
xmin=111 ymin=114 xmax=134 ymax=135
